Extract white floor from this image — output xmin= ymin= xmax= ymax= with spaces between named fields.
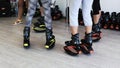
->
xmin=0 ymin=17 xmax=120 ymax=68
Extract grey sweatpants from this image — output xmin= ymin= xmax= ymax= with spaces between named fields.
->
xmin=25 ymin=0 xmax=52 ymax=29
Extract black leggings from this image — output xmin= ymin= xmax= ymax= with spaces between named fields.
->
xmin=92 ymin=0 xmax=101 ymax=15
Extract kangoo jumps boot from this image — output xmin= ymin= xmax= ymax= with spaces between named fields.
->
xmin=64 ymin=33 xmax=81 ymax=56
xmin=23 ymin=27 xmax=30 ymax=49
xmin=33 ymin=16 xmax=46 ymax=32
xmin=45 ymin=28 xmax=55 ymax=49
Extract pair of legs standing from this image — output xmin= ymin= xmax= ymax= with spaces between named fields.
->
xmin=23 ymin=0 xmax=101 ymax=56
xmin=23 ymin=0 xmax=55 ymax=49
xmin=64 ymin=0 xmax=102 ymax=55
xmin=64 ymin=0 xmax=94 ymax=55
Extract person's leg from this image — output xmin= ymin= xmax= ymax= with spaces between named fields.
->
xmin=92 ymin=0 xmax=102 ymax=42
xmin=92 ymin=0 xmax=101 ymax=24
xmin=33 ymin=13 xmax=46 ymax=32
xmin=25 ymin=0 xmax=29 ymax=9
xmin=25 ymin=0 xmax=37 ymax=27
xmin=33 ymin=0 xmax=46 ymax=32
xmin=23 ymin=0 xmax=38 ymax=48
xmin=38 ymin=0 xmax=44 ymax=16
xmin=82 ymin=0 xmax=93 ymax=33
xmin=23 ymin=0 xmax=29 ymax=15
xmin=69 ymin=0 xmax=81 ymax=35
xmin=39 ymin=7 xmax=44 ymax=16
xmin=93 ymin=11 xmax=101 ymax=24
xmin=41 ymin=0 xmax=55 ymax=49
xmin=41 ymin=0 xmax=52 ymax=29
xmin=81 ymin=0 xmax=93 ymax=54
xmin=14 ymin=0 xmax=24 ymax=25
xmin=64 ymin=0 xmax=82 ymax=56
xmin=18 ymin=0 xmax=24 ymax=20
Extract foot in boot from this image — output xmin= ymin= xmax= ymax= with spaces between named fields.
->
xmin=23 ymin=27 xmax=30 ymax=49
xmin=45 ymin=28 xmax=55 ymax=49
xmin=64 ymin=33 xmax=82 ymax=56
xmin=33 ymin=16 xmax=46 ymax=32
xmin=81 ymin=33 xmax=94 ymax=54
xmin=92 ymin=23 xmax=102 ymax=42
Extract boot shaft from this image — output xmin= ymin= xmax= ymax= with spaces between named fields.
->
xmin=46 ymin=28 xmax=53 ymax=41
xmin=23 ymin=27 xmax=30 ymax=38
xmin=84 ymin=33 xmax=92 ymax=44
xmin=92 ymin=23 xmax=101 ymax=33
xmin=71 ymin=33 xmax=80 ymax=45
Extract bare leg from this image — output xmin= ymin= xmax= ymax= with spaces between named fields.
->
xmin=14 ymin=0 xmax=24 ymax=25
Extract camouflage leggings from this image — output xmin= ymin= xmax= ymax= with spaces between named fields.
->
xmin=25 ymin=0 xmax=52 ymax=29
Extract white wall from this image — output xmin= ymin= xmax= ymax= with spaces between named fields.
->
xmin=100 ymin=0 xmax=120 ymax=13
xmin=55 ymin=0 xmax=120 ymax=16
xmin=55 ymin=0 xmax=66 ymax=16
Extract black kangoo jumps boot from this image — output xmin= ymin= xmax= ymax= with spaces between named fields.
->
xmin=33 ymin=16 xmax=46 ymax=32
xmin=23 ymin=27 xmax=30 ymax=49
xmin=64 ymin=33 xmax=81 ymax=56
xmin=92 ymin=23 xmax=102 ymax=42
xmin=45 ymin=28 xmax=55 ymax=49
xmin=81 ymin=33 xmax=93 ymax=54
